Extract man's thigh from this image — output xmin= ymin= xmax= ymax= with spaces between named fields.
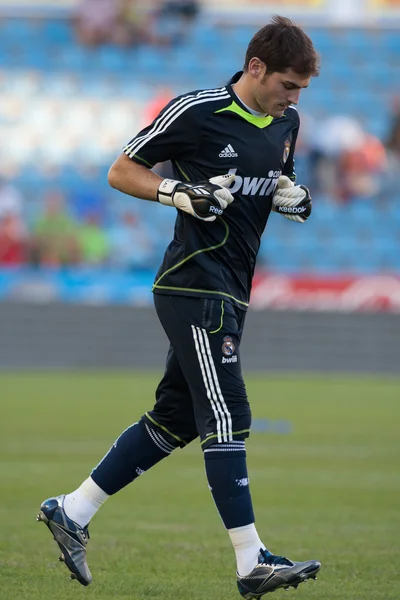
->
xmin=154 ymin=294 xmax=251 ymax=449
xmin=144 ymin=344 xmax=199 ymax=447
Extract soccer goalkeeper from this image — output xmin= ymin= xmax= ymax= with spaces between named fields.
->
xmin=38 ymin=15 xmax=319 ymax=598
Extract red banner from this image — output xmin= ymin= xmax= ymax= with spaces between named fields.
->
xmin=251 ymin=274 xmax=400 ymax=312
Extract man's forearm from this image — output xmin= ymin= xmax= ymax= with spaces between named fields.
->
xmin=108 ymin=153 xmax=163 ymax=201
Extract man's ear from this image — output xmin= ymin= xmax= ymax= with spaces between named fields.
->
xmin=248 ymin=57 xmax=266 ymax=79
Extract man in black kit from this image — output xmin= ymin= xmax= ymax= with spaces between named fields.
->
xmin=38 ymin=15 xmax=321 ymax=598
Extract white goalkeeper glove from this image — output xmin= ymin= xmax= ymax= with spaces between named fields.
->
xmin=272 ymin=175 xmax=312 ymax=223
xmin=157 ymin=173 xmax=235 ymax=222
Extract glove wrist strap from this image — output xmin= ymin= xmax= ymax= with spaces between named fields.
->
xmin=157 ymin=179 xmax=181 ymax=206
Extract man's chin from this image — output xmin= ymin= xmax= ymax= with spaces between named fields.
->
xmin=271 ymin=109 xmax=285 ymax=118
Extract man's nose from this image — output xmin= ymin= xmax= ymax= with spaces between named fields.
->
xmin=288 ymin=90 xmax=301 ymax=105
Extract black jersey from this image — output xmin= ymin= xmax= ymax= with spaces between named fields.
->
xmin=123 ymin=72 xmax=299 ymax=310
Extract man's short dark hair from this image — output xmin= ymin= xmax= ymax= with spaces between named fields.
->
xmin=244 ymin=15 xmax=320 ymax=77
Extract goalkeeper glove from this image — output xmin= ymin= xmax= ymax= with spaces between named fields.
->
xmin=157 ymin=173 xmax=235 ymax=222
xmin=272 ymin=175 xmax=312 ymax=223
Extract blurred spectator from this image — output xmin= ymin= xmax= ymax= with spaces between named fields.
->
xmin=308 ymin=115 xmax=365 ymax=198
xmin=73 ymin=0 xmax=149 ymax=47
xmin=74 ymin=0 xmax=119 ymax=46
xmin=70 ymin=184 xmax=108 ymax=225
xmin=0 ymin=178 xmax=27 ymax=266
xmin=79 ymin=211 xmax=109 ymax=265
xmin=337 ymin=133 xmax=387 ymax=201
xmin=0 ymin=214 xmax=27 ymax=266
xmin=153 ymin=0 xmax=200 ymax=47
xmin=31 ymin=191 xmax=80 ymax=267
xmin=383 ymin=105 xmax=400 ymax=197
xmin=107 ymin=210 xmax=156 ymax=271
xmin=118 ymin=0 xmax=153 ymax=46
xmin=0 ymin=178 xmax=24 ymax=219
xmin=309 ymin=115 xmax=387 ymax=202
xmin=386 ymin=106 xmax=400 ymax=164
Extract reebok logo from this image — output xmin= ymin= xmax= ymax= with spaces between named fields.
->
xmin=277 ymin=205 xmax=307 ymax=213
xmin=209 ymin=205 xmax=223 ymax=215
xmin=219 ymin=144 xmax=238 ymax=158
xmin=222 ymin=355 xmax=238 ymax=363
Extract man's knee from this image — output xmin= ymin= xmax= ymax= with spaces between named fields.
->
xmin=141 ymin=413 xmax=198 ymax=449
xmin=200 ymin=401 xmax=252 ymax=449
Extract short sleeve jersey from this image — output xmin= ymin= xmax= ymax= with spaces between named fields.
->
xmin=123 ymin=72 xmax=299 ymax=310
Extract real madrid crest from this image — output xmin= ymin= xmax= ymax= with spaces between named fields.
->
xmin=222 ymin=336 xmax=235 ymax=356
xmin=283 ymin=139 xmax=291 ymax=163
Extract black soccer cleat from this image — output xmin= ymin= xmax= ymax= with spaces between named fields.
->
xmin=37 ymin=495 xmax=92 ymax=586
xmin=237 ymin=549 xmax=320 ymax=598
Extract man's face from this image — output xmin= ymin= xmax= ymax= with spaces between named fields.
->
xmin=253 ymin=67 xmax=311 ymax=117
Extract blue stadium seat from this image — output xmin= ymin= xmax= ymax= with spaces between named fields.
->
xmin=165 ymin=48 xmax=204 ymax=77
xmin=42 ymin=20 xmax=74 ymax=44
xmin=307 ymin=250 xmax=341 ymax=274
xmin=21 ymin=46 xmax=53 ymax=70
xmin=311 ymin=200 xmax=341 ymax=224
xmin=133 ymin=46 xmax=167 ymax=74
xmin=191 ymin=25 xmax=224 ymax=48
xmin=58 ymin=46 xmax=93 ymax=71
xmin=0 ymin=18 xmax=39 ymax=42
xmin=382 ymin=31 xmax=400 ymax=52
xmin=383 ymin=201 xmax=400 ymax=225
xmin=346 ymin=201 xmax=376 ymax=225
xmin=97 ymin=45 xmax=128 ymax=72
xmin=233 ymin=25 xmax=258 ymax=47
xmin=306 ymin=29 xmax=334 ymax=53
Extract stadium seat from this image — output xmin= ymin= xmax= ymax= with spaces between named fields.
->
xmin=58 ymin=46 xmax=92 ymax=71
xmin=0 ymin=18 xmax=39 ymax=42
xmin=97 ymin=46 xmax=128 ymax=72
xmin=42 ymin=19 xmax=74 ymax=44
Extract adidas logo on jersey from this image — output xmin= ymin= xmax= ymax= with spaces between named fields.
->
xmin=219 ymin=144 xmax=238 ymax=158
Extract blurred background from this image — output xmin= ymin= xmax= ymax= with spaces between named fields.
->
xmin=0 ymin=0 xmax=399 ymax=372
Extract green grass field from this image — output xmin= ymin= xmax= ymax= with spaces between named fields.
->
xmin=1 ymin=372 xmax=399 ymax=600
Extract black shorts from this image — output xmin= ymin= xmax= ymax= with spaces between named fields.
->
xmin=142 ymin=294 xmax=251 ymax=450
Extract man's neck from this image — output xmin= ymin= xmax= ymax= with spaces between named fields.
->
xmin=232 ymin=73 xmax=266 ymax=116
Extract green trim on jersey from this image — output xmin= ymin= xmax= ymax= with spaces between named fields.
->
xmin=201 ymin=429 xmax=251 ymax=446
xmin=131 ymin=153 xmax=153 ymax=168
xmin=174 ymin=160 xmax=190 ymax=181
xmin=153 ymin=218 xmax=249 ymax=308
xmin=209 ymin=301 xmax=224 ymax=334
xmin=215 ymin=101 xmax=274 ymax=128
xmin=154 ymin=285 xmax=249 ymax=307
xmin=145 ymin=412 xmax=188 ymax=446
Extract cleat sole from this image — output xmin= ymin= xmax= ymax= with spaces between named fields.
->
xmin=277 ymin=566 xmax=320 ymax=592
xmin=38 ymin=512 xmax=90 ymax=586
xmin=57 ymin=546 xmax=90 ymax=586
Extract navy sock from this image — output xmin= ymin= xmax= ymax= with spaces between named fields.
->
xmin=204 ymin=441 xmax=255 ymax=529
xmin=91 ymin=420 xmax=176 ymax=495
